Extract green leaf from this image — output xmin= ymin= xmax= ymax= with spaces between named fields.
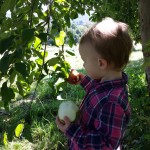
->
xmin=64 ymin=15 xmax=71 ymax=27
xmin=28 ymin=71 xmax=36 ymax=84
xmin=61 ymin=60 xmax=71 ymax=72
xmin=37 ymin=33 xmax=48 ymax=42
xmin=33 ymin=50 xmax=43 ymax=59
xmin=35 ymin=58 xmax=43 ymax=65
xmin=66 ymin=50 xmax=75 ymax=56
xmin=0 ymin=35 xmax=15 ymax=54
xmin=55 ymin=0 xmax=66 ymax=3
xmin=1 ymin=18 xmax=13 ymax=31
xmin=13 ymin=48 xmax=24 ymax=59
xmin=15 ymin=123 xmax=24 ymax=138
xmin=16 ymin=81 xmax=24 ymax=96
xmin=15 ymin=63 xmax=28 ymax=78
xmin=1 ymin=82 xmax=15 ymax=109
xmin=0 ymin=0 xmax=16 ymax=18
xmin=9 ymin=70 xmax=17 ymax=84
xmin=55 ymin=31 xmax=66 ymax=46
xmin=3 ymin=132 xmax=8 ymax=146
xmin=0 ymin=54 xmax=10 ymax=74
xmin=47 ymin=57 xmax=60 ymax=66
xmin=70 ymin=10 xmax=78 ymax=19
xmin=44 ymin=63 xmax=49 ymax=74
xmin=34 ymin=37 xmax=41 ymax=50
xmin=29 ymin=60 xmax=36 ymax=68
xmin=67 ymin=31 xmax=76 ymax=47
xmin=22 ymin=29 xmax=35 ymax=42
xmin=61 ymin=67 xmax=69 ymax=78
xmin=41 ymin=51 xmax=48 ymax=57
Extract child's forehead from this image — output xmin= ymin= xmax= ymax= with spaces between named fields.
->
xmin=79 ymin=42 xmax=100 ymax=57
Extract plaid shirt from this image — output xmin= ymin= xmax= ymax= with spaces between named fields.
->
xmin=65 ymin=72 xmax=131 ymax=150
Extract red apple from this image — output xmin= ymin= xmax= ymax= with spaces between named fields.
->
xmin=67 ymin=69 xmax=80 ymax=84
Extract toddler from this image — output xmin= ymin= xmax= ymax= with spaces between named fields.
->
xmin=56 ymin=17 xmax=132 ymax=150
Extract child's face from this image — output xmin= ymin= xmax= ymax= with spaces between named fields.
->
xmin=79 ymin=43 xmax=103 ymax=80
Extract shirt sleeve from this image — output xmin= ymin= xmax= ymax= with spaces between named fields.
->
xmin=80 ymin=75 xmax=93 ymax=92
xmin=65 ymin=102 xmax=126 ymax=149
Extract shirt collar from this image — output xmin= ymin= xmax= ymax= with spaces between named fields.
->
xmin=93 ymin=72 xmax=128 ymax=90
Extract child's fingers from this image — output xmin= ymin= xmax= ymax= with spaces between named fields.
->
xmin=56 ymin=116 xmax=63 ymax=125
xmin=64 ymin=116 xmax=71 ymax=125
xmin=67 ymin=69 xmax=83 ymax=84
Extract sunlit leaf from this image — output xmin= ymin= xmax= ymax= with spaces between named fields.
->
xmin=61 ymin=60 xmax=71 ymax=72
xmin=3 ymin=132 xmax=8 ymax=146
xmin=35 ymin=58 xmax=43 ymax=65
xmin=15 ymin=123 xmax=24 ymax=138
xmin=61 ymin=67 xmax=69 ymax=78
xmin=55 ymin=0 xmax=66 ymax=3
xmin=41 ymin=51 xmax=48 ymax=57
xmin=55 ymin=31 xmax=66 ymax=46
xmin=34 ymin=37 xmax=41 ymax=50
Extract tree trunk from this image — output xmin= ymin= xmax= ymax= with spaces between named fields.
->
xmin=139 ymin=0 xmax=150 ymax=95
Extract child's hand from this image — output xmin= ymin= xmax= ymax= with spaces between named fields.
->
xmin=67 ymin=69 xmax=84 ymax=84
xmin=55 ymin=116 xmax=71 ymax=133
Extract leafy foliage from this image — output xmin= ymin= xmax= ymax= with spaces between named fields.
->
xmin=90 ymin=0 xmax=139 ymax=41
xmin=0 ymin=0 xmax=92 ymax=144
xmin=123 ymin=60 xmax=150 ymax=149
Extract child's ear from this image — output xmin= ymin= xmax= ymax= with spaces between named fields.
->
xmin=98 ymin=58 xmax=108 ymax=69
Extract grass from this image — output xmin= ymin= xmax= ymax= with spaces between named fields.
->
xmin=0 ymin=59 xmax=150 ymax=150
xmin=123 ymin=59 xmax=150 ymax=149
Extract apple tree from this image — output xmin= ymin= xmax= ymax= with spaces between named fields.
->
xmin=0 ymin=0 xmax=95 ymax=143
